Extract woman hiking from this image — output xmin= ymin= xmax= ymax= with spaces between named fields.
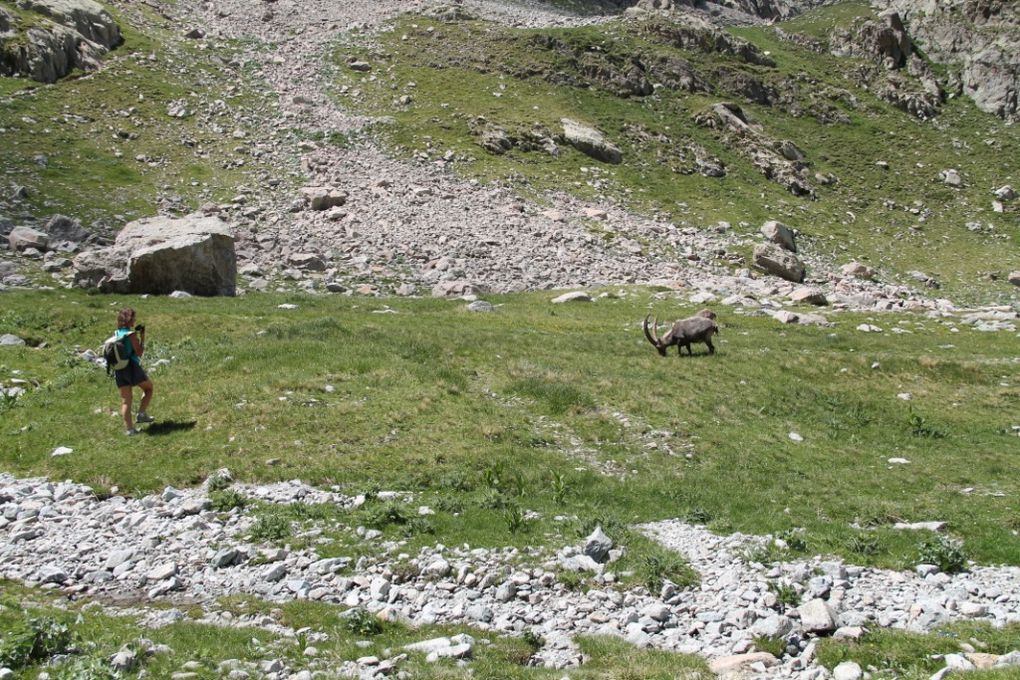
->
xmin=114 ymin=307 xmax=155 ymax=435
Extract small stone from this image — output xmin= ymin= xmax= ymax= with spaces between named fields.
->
xmin=833 ymin=660 xmax=862 ymax=680
xmin=551 ymin=291 xmax=591 ymax=304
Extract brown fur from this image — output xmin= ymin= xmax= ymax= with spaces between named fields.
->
xmin=643 ymin=311 xmax=719 ymax=356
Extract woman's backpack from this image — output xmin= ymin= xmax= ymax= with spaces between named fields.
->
xmin=102 ymin=334 xmax=130 ymax=375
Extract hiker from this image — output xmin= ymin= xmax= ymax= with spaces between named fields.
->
xmin=114 ymin=307 xmax=154 ymax=435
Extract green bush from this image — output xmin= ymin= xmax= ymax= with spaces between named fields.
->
xmin=0 ymin=615 xmax=73 ymax=670
xmin=364 ymin=500 xmax=411 ymax=528
xmin=52 ymin=655 xmax=117 ymax=679
xmin=917 ymin=535 xmax=967 ymax=574
xmin=342 ymin=608 xmax=382 ymax=636
xmin=210 ymin=489 xmax=247 ymax=512
xmin=249 ymin=514 xmax=292 ymax=542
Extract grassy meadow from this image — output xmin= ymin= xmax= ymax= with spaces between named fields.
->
xmin=1 ymin=288 xmax=1018 ymax=570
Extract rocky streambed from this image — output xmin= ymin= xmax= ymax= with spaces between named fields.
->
xmin=2 ymin=472 xmax=1019 ymax=678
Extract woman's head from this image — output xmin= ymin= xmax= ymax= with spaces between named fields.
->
xmin=117 ymin=308 xmax=136 ymax=328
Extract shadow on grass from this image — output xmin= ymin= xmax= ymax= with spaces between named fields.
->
xmin=143 ymin=420 xmax=197 ymax=436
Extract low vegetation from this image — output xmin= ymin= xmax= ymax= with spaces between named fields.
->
xmin=1 ymin=288 xmax=1018 ymax=572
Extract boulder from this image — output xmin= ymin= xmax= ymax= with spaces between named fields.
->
xmin=1008 ymin=271 xmax=1020 ymax=287
xmin=560 ymin=119 xmax=622 ymax=164
xmin=884 ymin=0 xmax=1019 ymax=122
xmin=72 ymin=215 xmax=236 ymax=296
xmin=287 ymin=253 xmax=326 ymax=271
xmin=300 ymin=187 xmax=347 ymax=211
xmin=0 ymin=0 xmax=122 ymax=82
xmin=753 ymin=244 xmax=805 ymax=282
xmin=709 ymin=652 xmax=777 ymax=674
xmin=551 ymin=291 xmax=592 ymax=304
xmin=43 ymin=214 xmax=89 ymax=243
xmin=841 ymin=261 xmax=876 ymax=280
xmin=798 ymin=598 xmax=837 ymax=634
xmin=8 ymin=226 xmax=49 ymax=252
xmin=760 ymin=220 xmax=797 ymax=252
xmin=789 ymin=286 xmax=826 ymax=305
xmin=582 ymin=526 xmax=613 ymax=563
xmin=431 ymin=280 xmax=485 ymax=298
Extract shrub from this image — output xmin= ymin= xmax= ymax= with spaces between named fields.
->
xmin=0 ymin=615 xmax=73 ymax=670
xmin=503 ymin=504 xmax=527 ymax=534
xmin=769 ymin=581 xmax=800 ymax=611
xmin=845 ymin=532 xmax=880 ymax=557
xmin=249 ymin=514 xmax=291 ymax=542
xmin=917 ymin=534 xmax=967 ymax=574
xmin=342 ymin=608 xmax=382 ymax=636
xmin=753 ymin=636 xmax=785 ymax=658
xmin=401 ymin=516 xmax=435 ymax=538
xmin=209 ymin=489 xmax=246 ymax=512
xmin=364 ymin=500 xmax=410 ymax=528
xmin=550 ymin=472 xmax=569 ymax=506
xmin=52 ymin=655 xmax=116 ymax=679
xmin=206 ymin=475 xmax=231 ymax=493
xmin=641 ymin=553 xmax=685 ymax=592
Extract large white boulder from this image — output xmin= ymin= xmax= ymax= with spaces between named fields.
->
xmin=73 ymin=215 xmax=237 ymax=296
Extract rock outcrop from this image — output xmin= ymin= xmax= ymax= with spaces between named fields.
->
xmin=880 ymin=0 xmax=1019 ymax=122
xmin=0 ymin=0 xmax=122 ymax=82
xmin=72 ymin=215 xmax=237 ymax=296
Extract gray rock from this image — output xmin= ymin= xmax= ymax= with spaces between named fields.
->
xmin=466 ymin=300 xmax=495 ymax=312
xmin=8 ymin=226 xmax=49 ymax=252
xmin=753 ymin=243 xmax=805 ymax=282
xmin=760 ymin=220 xmax=797 ymax=252
xmin=790 ymin=287 xmax=827 ymax=305
xmin=841 ymin=261 xmax=876 ymax=280
xmin=0 ymin=334 xmax=26 ymax=346
xmin=0 ymin=0 xmax=122 ymax=83
xmin=551 ymin=291 xmax=591 ymax=304
xmin=583 ymin=526 xmax=613 ymax=563
xmin=43 ymin=214 xmax=89 ymax=243
xmin=832 ymin=660 xmax=862 ymax=680
xmin=798 ymin=598 xmax=837 ymax=633
xmin=110 ymin=647 xmax=137 ymax=672
xmin=560 ymin=118 xmax=622 ymax=164
xmin=73 ymin=215 xmax=236 ymax=296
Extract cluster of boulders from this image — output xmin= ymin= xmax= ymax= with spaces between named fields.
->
xmin=3 ymin=472 xmax=1020 ymax=678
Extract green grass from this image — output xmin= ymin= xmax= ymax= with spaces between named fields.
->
xmin=331 ymin=9 xmax=1019 ymax=303
xmin=1 ymin=288 xmax=1018 ymax=572
xmin=817 ymin=622 xmax=1020 ymax=679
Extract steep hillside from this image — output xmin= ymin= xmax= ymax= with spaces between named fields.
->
xmin=0 ymin=0 xmax=1017 ymax=305
xmin=331 ymin=2 xmax=1018 ymax=301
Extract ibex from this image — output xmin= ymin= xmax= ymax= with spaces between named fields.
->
xmin=643 ymin=309 xmax=719 ymax=356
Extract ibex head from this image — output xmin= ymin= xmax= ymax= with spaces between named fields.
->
xmin=643 ymin=315 xmax=669 ymax=356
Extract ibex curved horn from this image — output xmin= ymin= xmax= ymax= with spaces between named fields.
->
xmin=643 ymin=314 xmax=663 ymax=350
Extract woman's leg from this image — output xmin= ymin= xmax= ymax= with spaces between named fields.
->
xmin=119 ymin=385 xmax=135 ymax=430
xmin=138 ymin=379 xmax=154 ymax=416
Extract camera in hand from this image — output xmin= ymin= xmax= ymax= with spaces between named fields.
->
xmin=135 ymin=324 xmax=145 ymax=332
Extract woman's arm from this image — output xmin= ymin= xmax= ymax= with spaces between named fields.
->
xmin=129 ymin=331 xmax=144 ymax=357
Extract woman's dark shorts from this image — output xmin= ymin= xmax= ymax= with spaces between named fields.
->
xmin=115 ymin=362 xmax=149 ymax=388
